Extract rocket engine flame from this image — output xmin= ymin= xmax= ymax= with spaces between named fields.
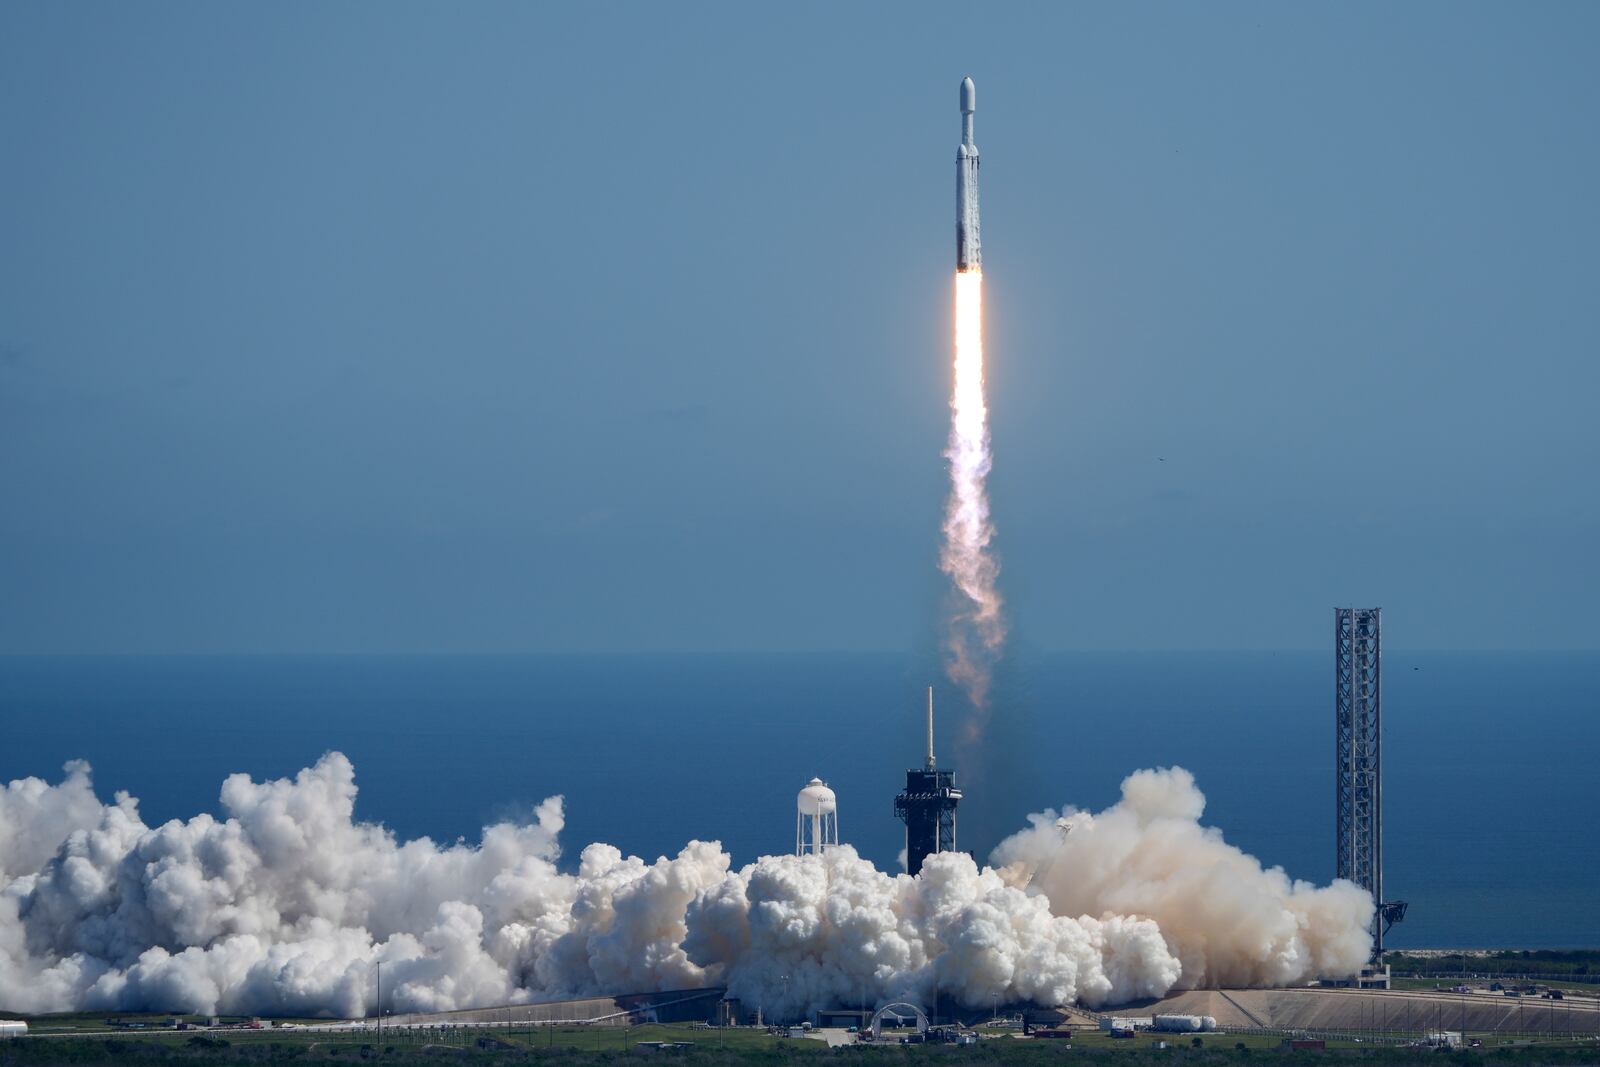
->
xmin=941 ymin=269 xmax=1004 ymax=713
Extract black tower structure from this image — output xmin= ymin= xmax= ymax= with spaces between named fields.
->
xmin=895 ymin=688 xmax=961 ymax=876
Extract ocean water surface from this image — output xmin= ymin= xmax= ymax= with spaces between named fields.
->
xmin=2 ymin=651 xmax=1594 ymax=949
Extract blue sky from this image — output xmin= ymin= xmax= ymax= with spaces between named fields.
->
xmin=2 ymin=2 xmax=1596 ymax=653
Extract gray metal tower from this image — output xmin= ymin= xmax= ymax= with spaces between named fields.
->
xmin=1334 ymin=607 xmax=1406 ymax=958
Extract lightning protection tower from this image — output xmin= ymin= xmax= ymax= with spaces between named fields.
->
xmin=896 ymin=687 xmax=961 ymax=875
xmin=796 ymin=778 xmax=839 ymax=855
xmin=1335 ymin=607 xmax=1406 ymax=958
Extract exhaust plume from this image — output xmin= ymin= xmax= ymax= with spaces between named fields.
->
xmin=0 ymin=755 xmax=1371 ymax=1018
xmin=941 ymin=270 xmax=1005 ymax=715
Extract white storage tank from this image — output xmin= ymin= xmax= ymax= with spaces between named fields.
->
xmin=0 ymin=1021 xmax=27 ymax=1037
xmin=797 ymin=778 xmax=836 ymax=816
xmin=1152 ymin=1014 xmax=1204 ymax=1032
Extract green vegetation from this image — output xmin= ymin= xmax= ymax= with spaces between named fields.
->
xmin=4 ymin=1021 xmax=1600 ymax=1067
xmin=1391 ymin=976 xmax=1599 ymax=996
xmin=1385 ymin=950 xmax=1600 ymax=982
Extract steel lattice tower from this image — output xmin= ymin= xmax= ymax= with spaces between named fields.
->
xmin=1335 ymin=607 xmax=1405 ymax=958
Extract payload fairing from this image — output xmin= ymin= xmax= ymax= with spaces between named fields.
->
xmin=956 ymin=76 xmax=980 ymax=273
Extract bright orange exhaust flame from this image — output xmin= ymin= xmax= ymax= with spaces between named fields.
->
xmin=941 ymin=270 xmax=1004 ymax=715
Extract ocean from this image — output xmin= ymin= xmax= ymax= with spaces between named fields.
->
xmin=2 ymin=651 xmax=1595 ymax=949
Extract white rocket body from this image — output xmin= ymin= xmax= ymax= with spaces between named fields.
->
xmin=956 ymin=77 xmax=981 ymax=273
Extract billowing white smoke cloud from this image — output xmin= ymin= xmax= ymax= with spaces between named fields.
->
xmin=682 ymin=847 xmax=1178 ymax=1020
xmin=0 ymin=760 xmax=104 ymax=883
xmin=0 ymin=756 xmax=1371 ymax=1019
xmin=990 ymin=767 xmax=1374 ymax=990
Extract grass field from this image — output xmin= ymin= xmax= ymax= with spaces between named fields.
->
xmin=1391 ymin=977 xmax=1600 ymax=996
xmin=8 ymin=1012 xmax=1600 ymax=1066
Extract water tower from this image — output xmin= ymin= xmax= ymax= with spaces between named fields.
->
xmin=796 ymin=778 xmax=839 ymax=855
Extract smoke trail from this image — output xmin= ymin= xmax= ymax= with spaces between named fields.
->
xmin=941 ymin=270 xmax=1004 ymax=714
xmin=0 ymin=755 xmax=1372 ymax=1018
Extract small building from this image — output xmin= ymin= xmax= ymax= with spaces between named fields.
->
xmin=1099 ymin=1016 xmax=1152 ymax=1031
xmin=1320 ymin=964 xmax=1391 ymax=990
xmin=817 ymin=1009 xmax=871 ymax=1030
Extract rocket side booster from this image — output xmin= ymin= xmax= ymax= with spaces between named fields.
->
xmin=956 ymin=76 xmax=980 ymax=273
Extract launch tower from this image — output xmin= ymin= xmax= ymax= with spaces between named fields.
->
xmin=896 ymin=688 xmax=961 ymax=875
xmin=1334 ymin=607 xmax=1406 ymax=958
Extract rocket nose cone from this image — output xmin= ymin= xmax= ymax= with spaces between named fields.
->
xmin=960 ymin=77 xmax=975 ymax=113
